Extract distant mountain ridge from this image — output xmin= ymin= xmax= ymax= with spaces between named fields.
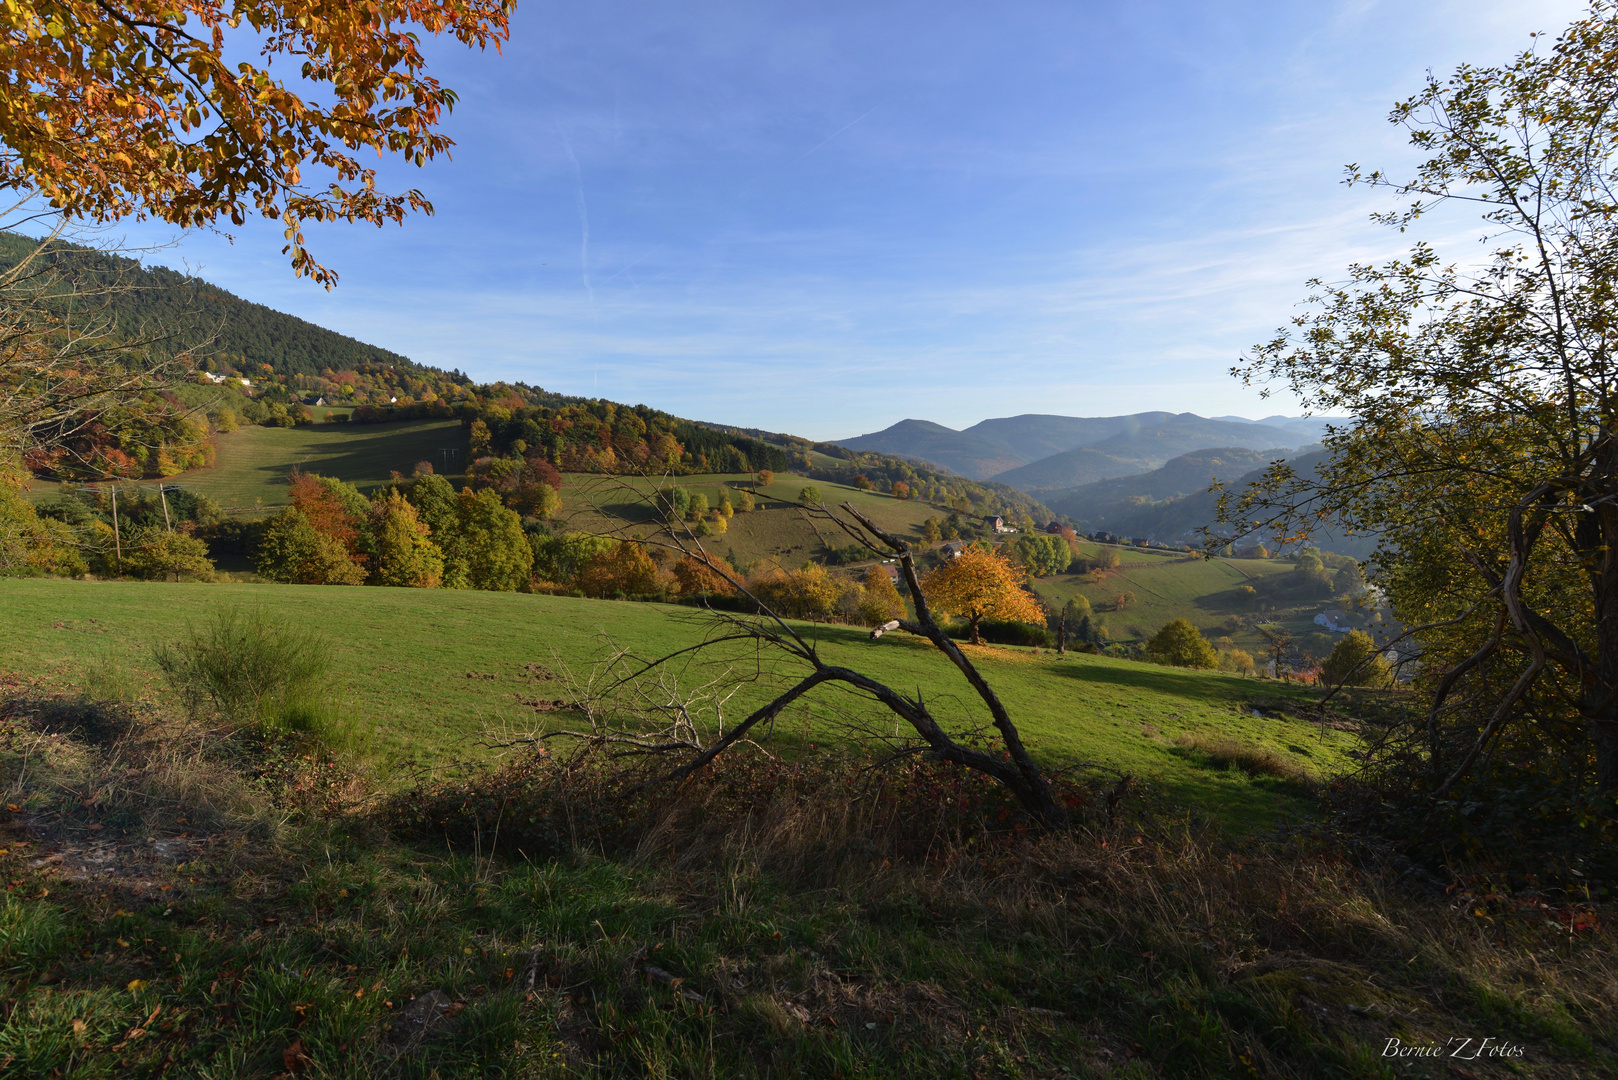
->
xmin=834 ymin=411 xmax=1339 ymax=491
xmin=1045 ymin=447 xmax=1288 ymax=522
xmin=1047 ymin=446 xmax=1376 ymax=560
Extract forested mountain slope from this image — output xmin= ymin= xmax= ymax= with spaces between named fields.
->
xmin=0 ymin=232 xmax=423 ymax=379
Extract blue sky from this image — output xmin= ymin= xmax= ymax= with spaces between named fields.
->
xmin=111 ymin=0 xmax=1582 ymax=439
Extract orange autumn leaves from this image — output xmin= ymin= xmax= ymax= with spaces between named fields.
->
xmin=0 ymin=0 xmax=511 ymax=284
xmin=920 ymin=546 xmax=1046 ymax=645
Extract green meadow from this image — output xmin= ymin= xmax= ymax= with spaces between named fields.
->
xmin=1032 ymin=548 xmax=1299 ymax=647
xmin=0 ymin=577 xmax=1355 ymax=831
xmin=556 ymin=471 xmax=937 ymax=570
xmin=176 ymin=419 xmax=470 ymax=511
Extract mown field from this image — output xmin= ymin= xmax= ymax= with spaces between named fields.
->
xmin=0 ymin=577 xmax=1360 ymax=832
xmin=555 ymin=472 xmax=936 ymax=571
xmin=1031 ymin=548 xmax=1300 ymax=648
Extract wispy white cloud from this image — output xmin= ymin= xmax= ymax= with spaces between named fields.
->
xmin=106 ymin=0 xmax=1592 ymax=440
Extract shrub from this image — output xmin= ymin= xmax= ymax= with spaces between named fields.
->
xmin=947 ymin=619 xmax=1053 ymax=648
xmin=153 ymin=607 xmax=335 ymax=735
xmin=368 ymin=492 xmax=444 ymax=587
xmin=658 ymin=485 xmax=691 ymax=521
xmin=1173 ymin=734 xmax=1311 ymax=785
xmin=253 ymin=508 xmax=364 ymax=585
xmin=1219 ymin=648 xmax=1257 ymax=676
xmin=1145 ymin=618 xmax=1219 ymax=669
xmin=124 ymin=532 xmax=217 ymax=582
xmin=750 ymin=563 xmax=843 ymax=621
xmin=1061 ymin=595 xmax=1092 ymax=626
xmin=1322 ymin=629 xmax=1392 ymax=687
xmin=798 ymin=485 xmax=822 ymax=504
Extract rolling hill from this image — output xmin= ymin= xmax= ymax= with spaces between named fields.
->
xmin=1044 ymin=447 xmax=1285 ymax=522
xmin=991 ymin=419 xmax=1302 ymax=492
xmin=1048 ymin=447 xmax=1378 ymax=559
xmin=838 ymin=411 xmax=1313 ymax=490
xmin=0 ymin=231 xmax=428 ymax=380
xmin=831 ymin=418 xmax=1029 ymax=479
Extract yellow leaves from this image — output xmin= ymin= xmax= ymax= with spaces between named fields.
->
xmin=921 ymin=546 xmax=1047 ymax=630
xmin=0 ymin=0 xmax=510 ymax=286
xmin=126 ymin=978 xmax=147 ymax=992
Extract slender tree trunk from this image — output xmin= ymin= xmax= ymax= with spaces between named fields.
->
xmin=110 ymin=486 xmax=121 ymax=575
xmin=969 ymin=615 xmax=981 ymax=646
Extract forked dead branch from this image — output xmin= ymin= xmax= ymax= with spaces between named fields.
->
xmin=556 ymin=478 xmax=1071 ymax=827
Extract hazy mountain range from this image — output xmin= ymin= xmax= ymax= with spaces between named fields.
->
xmin=834 ymin=412 xmax=1342 ymax=491
xmin=1055 ymin=446 xmax=1378 ymax=559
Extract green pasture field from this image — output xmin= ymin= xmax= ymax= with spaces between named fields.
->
xmin=1032 ymin=553 xmax=1300 ymax=649
xmin=24 ymin=418 xmax=466 ymax=511
xmin=556 ymin=472 xmax=939 ymax=571
xmin=175 ymin=419 xmax=469 ymax=512
xmin=0 ymin=577 xmax=1360 ymax=831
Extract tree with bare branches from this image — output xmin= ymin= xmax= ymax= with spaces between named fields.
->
xmin=551 ymin=476 xmax=1072 ymax=827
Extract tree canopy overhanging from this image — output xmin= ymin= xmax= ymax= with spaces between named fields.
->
xmin=1221 ymin=2 xmax=1618 ymax=798
xmin=0 ymin=0 xmax=513 ymax=286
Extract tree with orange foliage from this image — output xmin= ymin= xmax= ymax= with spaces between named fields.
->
xmin=890 ymin=480 xmax=910 ymax=500
xmin=287 ymin=472 xmax=367 ymax=565
xmin=671 ymin=553 xmax=738 ymax=598
xmin=578 ymin=540 xmax=659 ymax=598
xmin=0 ymin=0 xmax=512 ymax=285
xmin=921 ymin=545 xmax=1046 ymax=645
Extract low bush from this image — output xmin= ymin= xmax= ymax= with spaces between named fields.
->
xmin=152 ymin=606 xmax=345 ymax=742
xmin=945 ymin=618 xmax=1053 ymax=648
xmin=1173 ymin=733 xmax=1312 ymax=786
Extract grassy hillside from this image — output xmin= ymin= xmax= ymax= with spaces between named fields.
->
xmin=90 ymin=419 xmax=470 ymax=512
xmin=1029 ymin=544 xmax=1310 ymax=648
xmin=556 ymin=472 xmax=941 ymax=570
xmin=0 ymin=577 xmax=1361 ymax=831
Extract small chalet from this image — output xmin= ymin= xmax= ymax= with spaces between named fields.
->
xmin=983 ymin=515 xmax=1016 ymax=534
xmin=1314 ymin=609 xmax=1353 ymax=633
xmin=938 ymin=542 xmax=966 ymax=561
xmin=1045 ymin=521 xmax=1064 ymax=534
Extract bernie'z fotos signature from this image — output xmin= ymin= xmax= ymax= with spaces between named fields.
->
xmin=1382 ymin=1036 xmax=1526 ymax=1060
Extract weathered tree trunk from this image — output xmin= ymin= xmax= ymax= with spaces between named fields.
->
xmin=1581 ymin=439 xmax=1618 ymax=793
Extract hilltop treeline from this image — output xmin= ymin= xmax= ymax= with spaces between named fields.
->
xmin=0 ymin=232 xmax=420 ymax=379
xmin=2 ymin=231 xmax=1046 ymax=515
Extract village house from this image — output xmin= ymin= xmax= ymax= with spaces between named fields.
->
xmin=983 ymin=515 xmax=1017 ymax=534
xmin=1314 ymin=609 xmax=1353 ymax=633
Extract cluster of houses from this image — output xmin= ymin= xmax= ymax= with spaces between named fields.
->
xmin=204 ymin=371 xmax=253 ymax=390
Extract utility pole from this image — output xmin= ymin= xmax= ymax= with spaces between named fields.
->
xmin=159 ymin=484 xmax=172 ymax=531
xmin=109 ymin=485 xmax=122 ymax=575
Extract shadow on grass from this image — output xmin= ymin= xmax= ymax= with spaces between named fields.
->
xmin=1046 ymin=654 xmax=1293 ymax=704
xmin=238 ymin=420 xmax=468 ymax=498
